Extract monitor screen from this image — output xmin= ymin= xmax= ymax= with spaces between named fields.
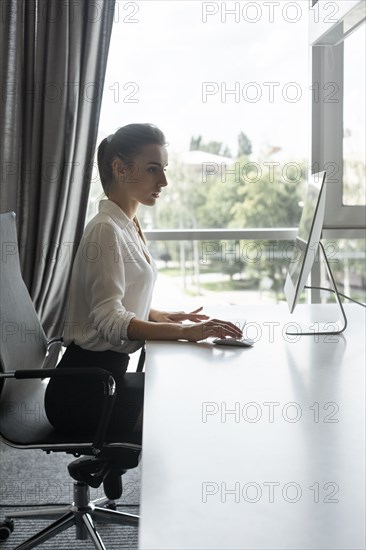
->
xmin=284 ymin=171 xmax=327 ymax=313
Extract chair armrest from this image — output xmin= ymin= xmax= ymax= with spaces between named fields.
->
xmin=46 ymin=337 xmax=63 ymax=354
xmin=3 ymin=368 xmax=116 ymax=454
xmin=42 ymin=337 xmax=63 ymax=369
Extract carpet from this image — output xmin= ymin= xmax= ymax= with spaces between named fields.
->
xmin=0 ymin=441 xmax=140 ymax=549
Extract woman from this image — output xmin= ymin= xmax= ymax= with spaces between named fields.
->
xmin=45 ymin=123 xmax=242 ymax=443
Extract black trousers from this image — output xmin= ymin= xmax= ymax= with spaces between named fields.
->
xmin=44 ymin=343 xmax=144 ymax=444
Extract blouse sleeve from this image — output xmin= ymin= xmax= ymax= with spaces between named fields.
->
xmin=82 ymin=222 xmax=136 ymax=345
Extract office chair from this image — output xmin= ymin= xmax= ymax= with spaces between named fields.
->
xmin=0 ymin=212 xmax=142 ymax=550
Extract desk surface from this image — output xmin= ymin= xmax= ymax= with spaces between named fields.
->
xmin=139 ymin=304 xmax=365 ymax=550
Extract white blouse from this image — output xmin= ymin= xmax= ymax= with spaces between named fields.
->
xmin=63 ymin=199 xmax=157 ymax=353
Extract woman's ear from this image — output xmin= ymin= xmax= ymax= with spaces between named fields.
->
xmin=111 ymin=157 xmax=126 ymax=181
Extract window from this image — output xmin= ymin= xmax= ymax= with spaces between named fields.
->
xmin=310 ymin=0 xmax=366 ymax=228
xmin=86 ymin=1 xmax=365 ymax=307
xmin=321 ymin=238 xmax=366 ymax=303
xmin=92 ymin=0 xmax=310 ymax=231
xmin=343 ymin=23 xmax=366 ymax=205
xmin=308 ymin=0 xmax=366 ymax=304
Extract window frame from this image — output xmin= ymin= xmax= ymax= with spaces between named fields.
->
xmin=309 ymin=0 xmax=366 ymax=230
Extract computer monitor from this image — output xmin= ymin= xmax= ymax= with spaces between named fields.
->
xmin=285 ymin=171 xmax=327 ymax=313
xmin=284 ymin=171 xmax=347 ymax=335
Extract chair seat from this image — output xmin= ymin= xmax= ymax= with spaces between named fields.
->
xmin=1 ymin=376 xmax=141 ymax=448
xmin=46 ymin=429 xmax=142 ymax=447
xmin=4 ymin=425 xmax=142 ymax=451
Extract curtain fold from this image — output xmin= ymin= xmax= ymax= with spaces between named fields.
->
xmin=0 ymin=0 xmax=115 ymax=340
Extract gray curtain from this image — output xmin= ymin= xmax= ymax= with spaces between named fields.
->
xmin=0 ymin=0 xmax=115 ymax=340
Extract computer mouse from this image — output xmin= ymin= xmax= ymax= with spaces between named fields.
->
xmin=212 ymin=337 xmax=255 ymax=347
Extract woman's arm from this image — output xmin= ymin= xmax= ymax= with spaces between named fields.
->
xmin=83 ymin=223 xmax=137 ymax=344
xmin=128 ymin=317 xmax=242 ymax=343
xmin=149 ymin=307 xmax=208 ymax=323
xmin=148 ymin=308 xmax=165 ymax=322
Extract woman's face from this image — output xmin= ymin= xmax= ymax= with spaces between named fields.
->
xmin=114 ymin=144 xmax=169 ymax=208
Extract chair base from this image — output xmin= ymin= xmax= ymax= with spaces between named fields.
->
xmin=4 ymin=481 xmax=139 ymax=550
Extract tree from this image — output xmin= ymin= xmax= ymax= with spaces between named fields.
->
xmin=190 ymin=135 xmax=231 ymax=157
xmin=159 ymin=251 xmax=172 ymax=268
xmin=190 ymin=135 xmax=202 ymax=151
xmin=231 ymin=159 xmax=304 ymax=228
xmin=140 ymin=133 xmax=309 ymax=302
xmin=237 ymin=131 xmax=252 ymax=156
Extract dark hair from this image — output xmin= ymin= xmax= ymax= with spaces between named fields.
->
xmin=97 ymin=123 xmax=167 ymax=197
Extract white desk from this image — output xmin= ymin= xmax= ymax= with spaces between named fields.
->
xmin=139 ymin=304 xmax=365 ymax=550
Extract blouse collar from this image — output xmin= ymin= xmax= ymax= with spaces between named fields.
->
xmin=98 ymin=199 xmax=135 ymax=231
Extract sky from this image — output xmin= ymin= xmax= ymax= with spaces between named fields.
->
xmin=98 ymin=0 xmax=311 ymax=162
xmin=98 ymin=1 xmax=365 ymax=164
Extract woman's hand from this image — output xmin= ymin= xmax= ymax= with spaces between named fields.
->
xmin=128 ymin=312 xmax=242 ymax=342
xmin=150 ymin=307 xmax=209 ymax=324
xmin=182 ymin=318 xmax=243 ymax=342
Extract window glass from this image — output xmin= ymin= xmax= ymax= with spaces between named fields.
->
xmin=321 ymin=239 xmax=366 ymax=304
xmin=149 ymin=238 xmax=295 ymax=309
xmin=148 ymin=238 xmax=365 ymax=310
xmin=91 ymin=0 xmax=309 ymax=229
xmin=343 ymin=23 xmax=366 ymax=205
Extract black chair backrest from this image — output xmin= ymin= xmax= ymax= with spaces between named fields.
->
xmin=0 ymin=212 xmax=53 ymax=443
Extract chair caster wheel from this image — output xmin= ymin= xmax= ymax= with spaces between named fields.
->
xmin=0 ymin=519 xmax=14 ymax=542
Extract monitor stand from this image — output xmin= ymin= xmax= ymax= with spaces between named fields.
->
xmin=286 ymin=242 xmax=348 ymax=336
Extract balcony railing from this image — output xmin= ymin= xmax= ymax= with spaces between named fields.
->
xmin=144 ymin=228 xmax=298 ymax=241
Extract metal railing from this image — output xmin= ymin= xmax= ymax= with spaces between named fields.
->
xmin=144 ymin=228 xmax=298 ymax=241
